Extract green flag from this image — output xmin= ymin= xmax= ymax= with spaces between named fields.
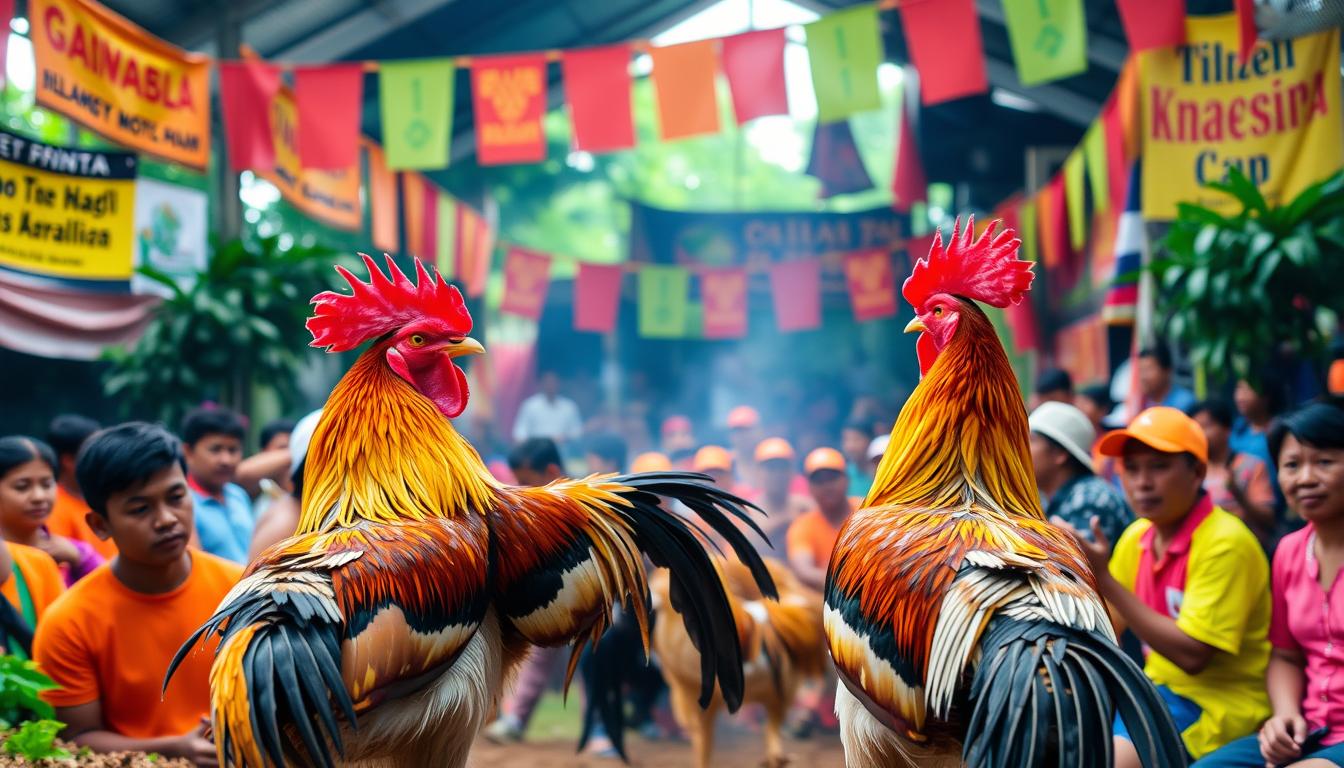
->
xmin=638 ymin=266 xmax=689 ymax=338
xmin=1064 ymin=149 xmax=1087 ymax=251
xmin=1020 ymin=197 xmax=1038 ymax=263
xmin=1003 ymin=0 xmax=1087 ymax=86
xmin=807 ymin=5 xmax=883 ymax=123
xmin=435 ymin=192 xmax=455 ymax=279
xmin=380 ymin=59 xmax=455 ymax=169
xmin=1083 ymin=121 xmax=1109 ymax=213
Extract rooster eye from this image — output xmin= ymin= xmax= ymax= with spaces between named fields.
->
xmin=933 ymin=306 xmax=944 ymax=316
xmin=409 ymin=334 xmax=426 ymax=347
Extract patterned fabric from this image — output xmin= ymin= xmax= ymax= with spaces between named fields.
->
xmin=1045 ymin=473 xmax=1133 ymax=547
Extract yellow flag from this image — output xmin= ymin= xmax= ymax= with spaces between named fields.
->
xmin=1064 ymin=150 xmax=1086 ymax=251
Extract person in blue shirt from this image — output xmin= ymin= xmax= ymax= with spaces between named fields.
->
xmin=180 ymin=407 xmax=253 ymax=563
xmin=1138 ymin=346 xmax=1198 ymax=413
xmin=840 ymin=420 xmax=874 ymax=498
xmin=1230 ymin=377 xmax=1280 ymax=467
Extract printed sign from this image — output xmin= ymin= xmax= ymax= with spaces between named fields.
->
xmin=259 ymin=87 xmax=362 ymax=231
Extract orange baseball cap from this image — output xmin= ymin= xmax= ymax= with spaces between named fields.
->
xmin=693 ymin=445 xmax=733 ymax=472
xmin=804 ymin=447 xmax=847 ymax=476
xmin=631 ymin=452 xmax=673 ymax=473
xmin=727 ymin=406 xmax=760 ymax=429
xmin=754 ymin=437 xmax=795 ymax=463
xmin=1096 ymin=406 xmax=1209 ymax=464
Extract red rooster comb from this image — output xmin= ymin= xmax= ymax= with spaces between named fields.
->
xmin=307 ymin=254 xmax=472 ymax=352
xmin=902 ymin=216 xmax=1033 ymax=310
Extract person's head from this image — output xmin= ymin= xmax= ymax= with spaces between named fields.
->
xmin=692 ymin=445 xmax=734 ymax=489
xmin=1269 ymin=400 xmax=1344 ymax=525
xmin=631 ymin=452 xmax=672 ymax=474
xmin=0 ymin=437 xmax=58 ymax=536
xmin=584 ymin=432 xmax=627 ymax=475
xmin=866 ymin=434 xmax=890 ymax=475
xmin=508 ymin=437 xmax=565 ymax=486
xmin=1137 ymin=347 xmax=1174 ymax=400
xmin=1234 ymin=377 xmax=1281 ymax=423
xmin=76 ymin=423 xmax=193 ymax=566
xmin=1027 ymin=402 xmax=1097 ymax=492
xmin=1034 ymin=368 xmax=1074 ymax=407
xmin=840 ymin=421 xmax=872 ymax=469
xmin=804 ymin=448 xmax=850 ymax=516
xmin=538 ymin=370 xmax=560 ymax=398
xmin=180 ymin=406 xmax=246 ymax=494
xmin=1190 ymin=399 xmax=1236 ymax=459
xmin=1074 ymin=385 xmax=1113 ymax=432
xmin=1098 ymin=407 xmax=1208 ymax=528
xmin=754 ymin=438 xmax=796 ymax=497
xmin=660 ymin=415 xmax=695 ymax=455
xmin=259 ymin=419 xmax=296 ymax=454
xmin=727 ymin=406 xmax=761 ymax=454
xmin=46 ymin=414 xmax=100 ymax=485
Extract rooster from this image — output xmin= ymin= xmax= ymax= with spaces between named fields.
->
xmin=823 ymin=220 xmax=1185 ymax=768
xmin=169 ymin=255 xmax=775 ymax=768
xmin=650 ymin=557 xmax=826 ymax=768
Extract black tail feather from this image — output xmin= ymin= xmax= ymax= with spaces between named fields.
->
xmin=964 ymin=618 xmax=1187 ymax=768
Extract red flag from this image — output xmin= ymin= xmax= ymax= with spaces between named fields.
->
xmin=891 ymin=98 xmax=926 ymax=212
xmin=294 ymin=64 xmax=364 ymax=170
xmin=1005 ymin=295 xmax=1041 ymax=353
xmin=366 ymin=142 xmax=399 ymax=253
xmin=769 ymin=260 xmax=821 ymax=332
xmin=1115 ymin=0 xmax=1185 ymax=52
xmin=649 ymin=40 xmax=721 ymax=140
xmin=0 ymin=0 xmax=12 ymax=88
xmin=575 ymin=263 xmax=623 ymax=333
xmin=700 ymin=268 xmax=748 ymax=339
xmin=1038 ymin=176 xmax=1069 ymax=269
xmin=220 ymin=59 xmax=281 ymax=172
xmin=899 ymin=0 xmax=988 ymax=105
xmin=501 ymin=247 xmax=552 ymax=320
xmin=562 ymin=45 xmax=635 ymax=153
xmin=1102 ymin=101 xmax=1128 ymax=210
xmin=421 ymin=178 xmax=438 ymax=263
xmin=1235 ymin=0 xmax=1258 ymax=64
xmin=455 ymin=203 xmax=494 ymax=297
xmin=721 ymin=29 xmax=789 ymax=123
xmin=472 ymin=54 xmax=548 ymax=165
xmin=401 ymin=172 xmax=426 ymax=259
xmin=844 ymin=249 xmax=898 ymax=322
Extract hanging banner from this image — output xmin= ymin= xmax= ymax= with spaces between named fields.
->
xmin=31 ymin=0 xmax=210 ymax=169
xmin=0 ymin=128 xmax=137 ymax=284
xmin=807 ymin=4 xmax=883 ymax=122
xmin=562 ymin=45 xmax=635 ymax=153
xmin=500 ymin=246 xmax=551 ymax=320
xmin=700 ymin=268 xmax=748 ymax=339
xmin=471 ymin=54 xmax=547 ymax=165
xmin=1002 ymin=0 xmax=1088 ymax=86
xmin=131 ymin=177 xmax=206 ymax=297
xmin=380 ymin=58 xmax=455 ymax=169
xmin=650 ymin=40 xmax=722 ymax=140
xmin=455 ymin=202 xmax=494 ymax=298
xmin=575 ymin=262 xmax=623 ymax=333
xmin=638 ymin=265 xmax=689 ymax=338
xmin=843 ymin=248 xmax=898 ymax=321
xmin=260 ymin=87 xmax=361 ymax=231
xmin=1140 ymin=15 xmax=1344 ymax=218
xmin=722 ymin=29 xmax=790 ymax=123
xmin=769 ymin=259 xmax=821 ymax=332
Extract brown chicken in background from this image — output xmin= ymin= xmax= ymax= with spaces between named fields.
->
xmin=652 ymin=557 xmax=827 ymax=768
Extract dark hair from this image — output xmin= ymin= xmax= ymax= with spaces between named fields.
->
xmin=1035 ymin=368 xmax=1074 ymax=396
xmin=180 ymin=406 xmax=246 ymax=446
xmin=842 ymin=420 xmax=873 ymax=439
xmin=47 ymin=414 xmax=100 ymax=460
xmin=259 ymin=419 xmax=296 ymax=451
xmin=1190 ymin=399 xmax=1236 ymax=429
xmin=0 ymin=437 xmax=58 ymax=479
xmin=584 ymin=432 xmax=627 ymax=473
xmin=508 ymin=438 xmax=564 ymax=474
xmin=76 ymin=423 xmax=187 ymax=516
xmin=1077 ymin=384 xmax=1113 ymax=412
xmin=1037 ymin=434 xmax=1092 ymax=477
xmin=1269 ymin=400 xmax=1344 ymax=467
xmin=1139 ymin=346 xmax=1173 ymax=370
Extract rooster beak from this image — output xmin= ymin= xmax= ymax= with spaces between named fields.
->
xmin=904 ymin=317 xmax=926 ymax=334
xmin=447 ymin=337 xmax=486 ymax=358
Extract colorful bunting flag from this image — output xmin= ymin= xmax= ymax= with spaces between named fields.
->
xmin=807 ymin=5 xmax=884 ymax=122
xmin=420 ymin=178 xmax=438 ymax=262
xmin=721 ymin=29 xmax=790 ymax=123
xmin=1037 ymin=176 xmax=1067 ymax=268
xmin=1002 ymin=0 xmax=1088 ymax=86
xmin=575 ymin=263 xmax=623 ymax=333
xmin=0 ymin=0 xmax=12 ymax=88
xmin=1064 ymin=149 xmax=1086 ymax=251
xmin=435 ymin=192 xmax=456 ymax=279
xmin=649 ymin=40 xmax=722 ymax=141
xmin=891 ymin=94 xmax=926 ymax=211
xmin=844 ymin=249 xmax=898 ymax=321
xmin=638 ymin=266 xmax=690 ymax=338
xmin=401 ymin=172 xmax=427 ymax=259
xmin=562 ymin=45 xmax=636 ymax=153
xmin=807 ymin=120 xmax=874 ymax=198
xmin=380 ymin=58 xmax=454 ymax=169
xmin=294 ymin=64 xmax=364 ymax=170
xmin=1083 ymin=122 xmax=1109 ymax=214
xmin=1019 ymin=197 xmax=1039 ymax=264
xmin=365 ymin=142 xmax=399 ymax=253
xmin=471 ymin=54 xmax=548 ymax=165
xmin=220 ymin=59 xmax=281 ymax=172
xmin=995 ymin=201 xmax=1041 ymax=353
xmin=1235 ymin=0 xmax=1258 ymax=64
xmin=769 ymin=259 xmax=821 ymax=332
xmin=1104 ymin=163 xmax=1145 ymax=325
xmin=501 ymin=247 xmax=552 ymax=320
xmin=1115 ymin=0 xmax=1185 ymax=51
xmin=899 ymin=0 xmax=988 ymax=105
xmin=456 ymin=203 xmax=494 ymax=297
xmin=700 ymin=268 xmax=748 ymax=339
xmin=1102 ymin=101 xmax=1128 ymax=209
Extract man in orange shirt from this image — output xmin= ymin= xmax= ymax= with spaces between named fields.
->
xmin=34 ymin=422 xmax=243 ymax=765
xmin=45 ymin=415 xmax=115 ymax=560
xmin=786 ymin=447 xmax=856 ymax=593
xmin=753 ymin=438 xmax=816 ymax=554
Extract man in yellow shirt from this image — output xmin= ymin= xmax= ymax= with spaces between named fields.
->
xmin=1059 ymin=406 xmax=1270 ymax=765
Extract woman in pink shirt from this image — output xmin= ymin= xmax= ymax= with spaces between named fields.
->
xmin=1193 ymin=399 xmax=1344 ymax=767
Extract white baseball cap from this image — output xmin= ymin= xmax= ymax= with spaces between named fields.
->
xmin=288 ymin=409 xmax=323 ymax=478
xmin=866 ymin=434 xmax=890 ymax=461
xmin=1028 ymin=401 xmax=1096 ymax=473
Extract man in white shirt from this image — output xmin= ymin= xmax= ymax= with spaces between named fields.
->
xmin=512 ymin=370 xmax=583 ymax=447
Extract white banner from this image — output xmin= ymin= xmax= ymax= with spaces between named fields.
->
xmin=131 ymin=177 xmax=206 ymax=296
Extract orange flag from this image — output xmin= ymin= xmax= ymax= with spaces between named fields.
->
xmin=456 ymin=203 xmax=495 ymax=298
xmin=366 ymin=142 xmax=399 ymax=254
xmin=649 ymin=40 xmax=721 ymax=141
xmin=501 ymin=246 xmax=552 ymax=320
xmin=401 ymin=172 xmax=427 ymax=259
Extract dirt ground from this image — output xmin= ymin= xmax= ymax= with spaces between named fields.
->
xmin=470 ymin=730 xmax=846 ymax=768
